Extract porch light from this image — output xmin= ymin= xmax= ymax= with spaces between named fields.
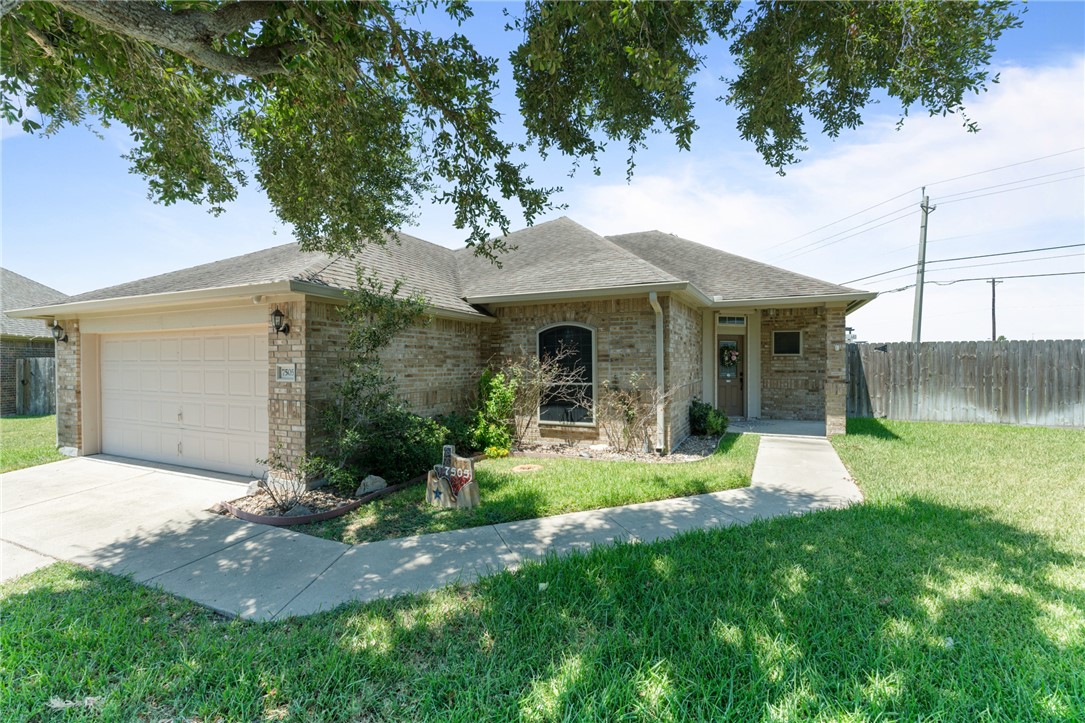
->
xmin=51 ymin=321 xmax=68 ymax=343
xmin=271 ymin=308 xmax=290 ymax=335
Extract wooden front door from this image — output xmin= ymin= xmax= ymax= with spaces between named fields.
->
xmin=716 ymin=335 xmax=745 ymax=417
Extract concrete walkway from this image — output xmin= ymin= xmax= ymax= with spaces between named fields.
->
xmin=2 ymin=436 xmax=861 ymax=621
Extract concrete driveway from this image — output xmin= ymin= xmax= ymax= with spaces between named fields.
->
xmin=1 ymin=456 xmax=260 ymax=582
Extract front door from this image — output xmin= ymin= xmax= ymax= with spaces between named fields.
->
xmin=717 ymin=335 xmax=745 ymax=417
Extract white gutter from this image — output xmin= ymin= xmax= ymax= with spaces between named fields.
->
xmin=711 ymin=291 xmax=877 ymax=311
xmin=648 ymin=291 xmax=665 ymax=453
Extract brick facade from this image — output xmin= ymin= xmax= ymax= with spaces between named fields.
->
xmin=663 ymin=297 xmax=702 ymax=448
xmin=824 ymin=305 xmax=848 ymax=435
xmin=54 ymin=319 xmax=81 ymax=453
xmin=0 ymin=336 xmax=55 ymax=416
xmin=267 ymin=300 xmax=488 ymax=468
xmin=758 ymin=306 xmax=836 ymax=423
xmin=482 ymin=296 xmax=660 ymax=447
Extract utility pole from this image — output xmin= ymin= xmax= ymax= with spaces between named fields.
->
xmin=911 ymin=187 xmax=935 ymax=343
xmin=988 ymin=278 xmax=1003 ymax=341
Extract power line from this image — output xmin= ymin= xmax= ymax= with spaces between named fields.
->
xmin=866 ymin=253 xmax=1084 ymax=286
xmin=938 ymin=174 xmax=1084 ymax=206
xmin=876 ymin=270 xmax=1085 ymax=295
xmin=934 ymin=166 xmax=1085 ymax=201
xmin=765 ymin=189 xmax=917 ymax=251
xmin=777 ymin=207 xmax=918 ymax=260
xmin=841 ymin=243 xmax=1085 ymax=285
xmin=924 ymin=147 xmax=1085 ymax=188
xmin=767 ymin=147 xmax=1085 ymax=254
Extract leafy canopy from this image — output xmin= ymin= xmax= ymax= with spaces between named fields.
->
xmin=1 ymin=1 xmax=1020 ymax=257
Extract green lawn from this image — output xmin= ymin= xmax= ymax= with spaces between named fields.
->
xmin=0 ymin=414 xmax=62 ymax=473
xmin=2 ymin=420 xmax=1083 ymax=721
xmin=301 ymin=433 xmax=759 ymax=543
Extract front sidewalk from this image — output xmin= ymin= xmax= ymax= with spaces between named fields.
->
xmin=2 ymin=436 xmax=862 ymax=621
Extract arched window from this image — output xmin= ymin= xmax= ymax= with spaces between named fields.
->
xmin=537 ymin=324 xmax=594 ymax=423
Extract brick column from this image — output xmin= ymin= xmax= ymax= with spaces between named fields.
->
xmin=825 ymin=306 xmax=847 ymax=436
xmin=267 ymin=301 xmax=308 ymax=470
xmin=55 ymin=319 xmax=82 ymax=454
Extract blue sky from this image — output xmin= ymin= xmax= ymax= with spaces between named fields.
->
xmin=2 ymin=1 xmax=1083 ymax=342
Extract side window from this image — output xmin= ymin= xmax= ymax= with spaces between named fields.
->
xmin=773 ymin=331 xmax=802 ymax=356
xmin=538 ymin=325 xmax=594 ymax=423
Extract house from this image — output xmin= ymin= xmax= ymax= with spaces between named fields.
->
xmin=1 ymin=268 xmax=67 ymax=416
xmin=10 ymin=218 xmax=874 ymax=477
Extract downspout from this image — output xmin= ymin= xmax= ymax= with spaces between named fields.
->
xmin=649 ymin=292 xmax=665 ymax=453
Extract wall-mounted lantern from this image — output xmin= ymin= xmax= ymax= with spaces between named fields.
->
xmin=271 ymin=308 xmax=290 ymax=335
xmin=51 ymin=321 xmax=68 ymax=343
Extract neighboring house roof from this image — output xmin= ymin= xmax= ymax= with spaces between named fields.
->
xmin=606 ymin=230 xmax=864 ymax=303
xmin=10 ymin=217 xmax=874 ymax=319
xmin=456 ymin=217 xmax=679 ymax=300
xmin=1 ymin=268 xmax=67 ymax=337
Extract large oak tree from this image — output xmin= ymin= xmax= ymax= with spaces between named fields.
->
xmin=1 ymin=1 xmax=1020 ymax=257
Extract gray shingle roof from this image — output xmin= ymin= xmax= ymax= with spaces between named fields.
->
xmin=19 ymin=218 xmax=868 ymax=318
xmin=455 ymin=217 xmax=678 ymax=298
xmin=606 ymin=230 xmax=865 ymax=301
xmin=56 ymin=235 xmax=482 ymax=317
xmin=1 ymin=268 xmax=67 ymax=337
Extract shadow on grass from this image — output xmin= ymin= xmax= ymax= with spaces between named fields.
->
xmin=846 ymin=417 xmax=902 ymax=440
xmin=3 ymin=493 xmax=1081 ymax=720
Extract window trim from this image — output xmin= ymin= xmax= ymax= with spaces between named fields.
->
xmin=536 ymin=321 xmax=597 ymax=426
xmin=772 ymin=330 xmax=803 ymax=356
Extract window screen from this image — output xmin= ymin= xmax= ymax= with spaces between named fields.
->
xmin=773 ymin=331 xmax=802 ymax=355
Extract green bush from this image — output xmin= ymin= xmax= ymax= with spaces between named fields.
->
xmin=436 ymin=411 xmax=476 ymax=454
xmin=356 ymin=405 xmax=446 ymax=484
xmin=689 ymin=399 xmax=713 ymax=435
xmin=706 ymin=409 xmax=729 ymax=436
xmin=474 ymin=370 xmax=515 ymax=451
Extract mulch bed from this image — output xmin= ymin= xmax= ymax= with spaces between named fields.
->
xmin=221 ymin=488 xmax=358 ymax=518
xmin=512 ymin=434 xmax=723 ymax=464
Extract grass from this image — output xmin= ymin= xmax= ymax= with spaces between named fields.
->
xmin=0 ymin=414 xmax=62 ymax=473
xmin=2 ymin=419 xmax=1083 ymax=721
xmin=301 ymin=433 xmax=760 ymax=543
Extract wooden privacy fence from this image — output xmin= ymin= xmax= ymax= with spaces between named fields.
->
xmin=847 ymin=340 xmax=1084 ymax=427
xmin=14 ymin=357 xmax=56 ymax=416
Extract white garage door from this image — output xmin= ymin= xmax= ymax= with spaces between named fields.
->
xmin=100 ymin=329 xmax=269 ymax=476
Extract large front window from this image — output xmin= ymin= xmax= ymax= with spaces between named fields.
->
xmin=538 ymin=324 xmax=594 ymax=423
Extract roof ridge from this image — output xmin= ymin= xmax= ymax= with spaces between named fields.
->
xmin=608 ymin=230 xmax=863 ymax=294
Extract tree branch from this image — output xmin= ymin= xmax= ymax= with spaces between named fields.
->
xmin=24 ymin=22 xmax=56 ymax=57
xmin=52 ymin=0 xmax=296 ymax=78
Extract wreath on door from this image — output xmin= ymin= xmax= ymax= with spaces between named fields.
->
xmin=720 ymin=347 xmax=740 ymax=368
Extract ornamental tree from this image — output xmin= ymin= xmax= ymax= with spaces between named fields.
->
xmin=0 ymin=1 xmax=1021 ymax=257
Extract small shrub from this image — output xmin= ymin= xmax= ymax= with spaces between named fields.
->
xmin=436 ymin=411 xmax=476 ymax=454
xmin=474 ymin=370 xmax=515 ymax=450
xmin=255 ymin=446 xmax=309 ymax=513
xmin=302 ymin=456 xmax=362 ymax=496
xmin=356 ymin=405 xmax=446 ymax=484
xmin=706 ymin=409 xmax=729 ymax=436
xmin=689 ymin=399 xmax=714 ymax=436
xmin=484 ymin=445 xmax=510 ymax=459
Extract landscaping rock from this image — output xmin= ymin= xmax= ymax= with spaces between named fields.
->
xmin=356 ymin=475 xmax=387 ymax=496
xmin=246 ymin=480 xmax=263 ymax=495
xmin=284 ymin=504 xmax=313 ymax=518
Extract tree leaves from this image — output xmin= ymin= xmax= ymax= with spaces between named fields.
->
xmin=1 ymin=1 xmax=1021 ymax=256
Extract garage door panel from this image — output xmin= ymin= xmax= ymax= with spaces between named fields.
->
xmin=181 ymin=370 xmax=202 ymax=394
xmin=228 ymin=405 xmax=252 ymax=433
xmin=204 ymin=336 xmax=226 ymax=361
xmin=101 ymin=329 xmax=267 ymax=476
xmin=160 ymin=369 xmax=179 ymax=393
xmin=204 ymin=369 xmax=227 ymax=395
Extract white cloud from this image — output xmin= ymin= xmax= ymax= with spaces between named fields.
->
xmin=569 ymin=57 xmax=1085 ymax=342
